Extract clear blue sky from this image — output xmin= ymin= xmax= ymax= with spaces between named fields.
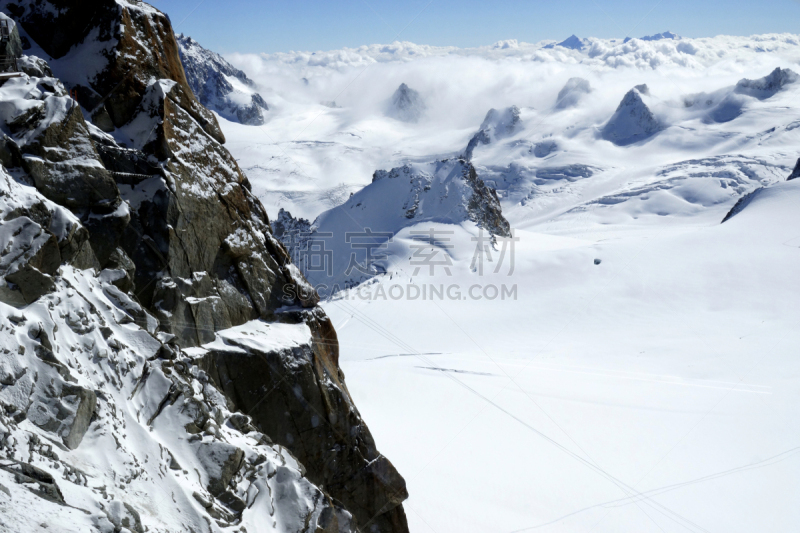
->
xmin=153 ymin=0 xmax=800 ymax=54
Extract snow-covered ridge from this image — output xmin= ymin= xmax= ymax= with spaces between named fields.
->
xmin=177 ymin=34 xmax=269 ymax=125
xmin=275 ymin=158 xmax=510 ymax=292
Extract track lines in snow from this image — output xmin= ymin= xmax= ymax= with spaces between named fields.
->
xmin=327 ymin=299 xmax=711 ymax=533
xmin=503 ymin=361 xmax=772 ymax=394
xmin=508 ymin=446 xmax=800 ymax=532
xmin=369 ymin=351 xmax=772 ymax=393
xmin=368 ymin=352 xmax=443 ymax=360
xmin=414 ymin=366 xmax=496 ymax=377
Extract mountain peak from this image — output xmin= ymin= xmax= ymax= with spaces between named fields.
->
xmin=602 ymin=87 xmax=662 ymax=146
xmin=560 ymin=35 xmax=585 ymax=49
xmin=177 ymin=34 xmax=269 ymax=125
xmin=388 ymin=82 xmax=426 ymax=122
xmin=465 ymin=106 xmax=521 ymax=159
xmin=735 ymin=67 xmax=799 ymax=100
xmin=624 ymin=31 xmax=680 ymax=43
xmin=556 ymin=77 xmax=592 ymax=109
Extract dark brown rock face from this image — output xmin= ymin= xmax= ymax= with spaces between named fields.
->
xmin=464 ymin=160 xmax=512 ymax=238
xmin=197 ymin=308 xmax=410 ymax=532
xmin=4 ymin=0 xmax=223 ymax=141
xmin=109 ymin=77 xmax=318 ymax=347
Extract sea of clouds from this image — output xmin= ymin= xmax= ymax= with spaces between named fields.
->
xmin=226 ymin=33 xmax=800 ymax=134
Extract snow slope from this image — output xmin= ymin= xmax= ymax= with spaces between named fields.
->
xmin=213 ymin=31 xmax=800 ymax=533
xmin=322 ymin=178 xmax=800 ymax=533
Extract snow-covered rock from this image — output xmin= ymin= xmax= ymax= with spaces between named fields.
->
xmin=177 ymin=34 xmax=269 ymax=125
xmin=465 ymin=105 xmax=521 ymax=159
xmin=17 ymin=54 xmax=51 ymax=77
xmin=282 ymin=158 xmax=510 ymax=292
xmin=601 ymin=86 xmax=663 ymax=146
xmin=734 ymin=67 xmax=798 ymax=100
xmin=387 ymin=82 xmax=426 ymax=122
xmin=555 ymin=77 xmax=592 ymax=109
xmin=0 ymin=1 xmax=410 ymax=532
xmin=0 ymin=259 xmax=358 ymax=532
xmin=0 ymin=72 xmax=128 ymax=267
xmin=787 ymin=158 xmax=800 ymax=180
xmin=271 ymin=207 xmax=312 ymax=240
xmin=624 ymin=31 xmax=680 ymax=43
xmin=682 ymin=67 xmax=797 ymax=124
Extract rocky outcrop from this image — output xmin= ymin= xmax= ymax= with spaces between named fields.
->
xmin=17 ymin=54 xmax=51 ymax=77
xmin=3 ymin=0 xmax=224 ymax=141
xmin=0 ymin=1 xmax=409 ymax=531
xmin=788 ymin=158 xmax=800 ymax=181
xmin=464 ymin=162 xmax=513 ymax=237
xmin=602 ymin=86 xmax=663 ymax=146
xmin=0 ymin=461 xmax=65 ymax=503
xmin=367 ymin=159 xmax=510 ymax=237
xmin=387 ymin=83 xmax=425 ymax=122
xmin=272 ymin=207 xmax=312 ymax=240
xmin=0 ymin=165 xmax=96 ymax=305
xmin=286 ymin=158 xmax=511 ymax=294
xmin=102 ymin=76 xmax=319 ymax=346
xmin=104 ymin=501 xmax=144 ymax=533
xmin=177 ymin=34 xmax=269 ymax=125
xmin=195 ymin=310 xmax=409 ymax=532
xmin=722 ymin=187 xmax=763 ymax=223
xmin=0 ymin=75 xmax=129 ymax=267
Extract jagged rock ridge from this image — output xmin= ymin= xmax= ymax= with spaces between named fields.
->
xmin=624 ymin=31 xmax=680 ymax=43
xmin=734 ymin=67 xmax=798 ymax=100
xmin=177 ymin=34 xmax=269 ymax=125
xmin=277 ymin=158 xmax=511 ymax=295
xmin=0 ymin=1 xmax=410 ymax=532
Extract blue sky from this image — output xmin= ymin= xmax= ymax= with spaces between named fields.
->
xmin=154 ymin=0 xmax=800 ymax=54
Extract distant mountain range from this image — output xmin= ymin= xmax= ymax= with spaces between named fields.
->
xmin=547 ymin=31 xmax=681 ymax=50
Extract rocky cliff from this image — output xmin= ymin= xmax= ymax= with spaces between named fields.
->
xmin=0 ymin=1 xmax=409 ymax=531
